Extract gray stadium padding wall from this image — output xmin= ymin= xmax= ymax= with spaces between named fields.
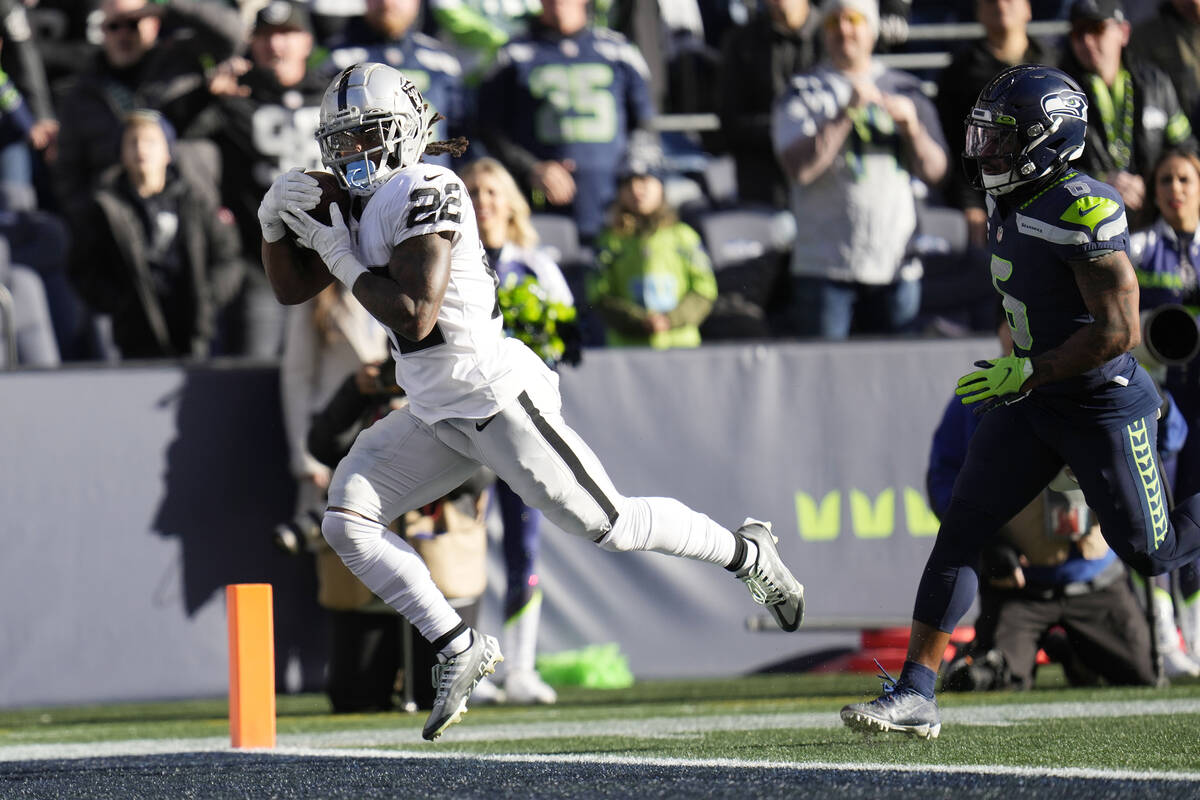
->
xmin=0 ymin=338 xmax=991 ymax=708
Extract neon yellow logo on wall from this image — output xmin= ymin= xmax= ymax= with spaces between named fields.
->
xmin=794 ymin=488 xmax=941 ymax=540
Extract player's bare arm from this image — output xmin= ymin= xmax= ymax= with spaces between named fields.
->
xmin=1026 ymin=250 xmax=1141 ymax=390
xmin=262 ymin=238 xmax=335 ymax=305
xmin=352 ymin=231 xmax=453 ymax=341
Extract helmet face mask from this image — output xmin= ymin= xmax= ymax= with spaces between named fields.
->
xmin=315 ymin=63 xmax=435 ymax=197
xmin=963 ymin=65 xmax=1088 ymax=196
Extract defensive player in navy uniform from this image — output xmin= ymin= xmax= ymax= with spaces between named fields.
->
xmin=842 ymin=64 xmax=1200 ymax=739
xmin=320 ymin=0 xmax=466 ymax=169
xmin=476 ymin=0 xmax=654 ymax=242
xmin=259 ymin=62 xmax=804 ymax=741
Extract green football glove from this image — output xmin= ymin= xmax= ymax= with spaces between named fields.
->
xmin=956 ymin=355 xmax=1032 ymax=406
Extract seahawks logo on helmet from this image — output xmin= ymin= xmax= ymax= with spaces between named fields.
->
xmin=1041 ymin=90 xmax=1087 ymax=122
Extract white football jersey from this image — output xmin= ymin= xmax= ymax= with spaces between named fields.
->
xmin=355 ymin=163 xmax=554 ymax=423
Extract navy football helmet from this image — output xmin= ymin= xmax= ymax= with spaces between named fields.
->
xmin=963 ymin=64 xmax=1087 ymax=196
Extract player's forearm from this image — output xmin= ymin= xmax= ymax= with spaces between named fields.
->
xmin=1027 ymin=322 xmax=1138 ymax=390
xmin=351 ymin=273 xmax=438 ymax=342
xmin=262 ymin=239 xmax=333 ymax=305
xmin=1029 ymin=250 xmax=1142 ymax=389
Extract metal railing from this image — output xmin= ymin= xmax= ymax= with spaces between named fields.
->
xmin=0 ymin=281 xmax=15 ymax=369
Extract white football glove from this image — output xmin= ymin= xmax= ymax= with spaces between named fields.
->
xmin=279 ymin=202 xmax=368 ymax=287
xmin=258 ymin=168 xmax=321 ymax=243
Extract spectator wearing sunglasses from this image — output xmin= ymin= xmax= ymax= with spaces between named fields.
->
xmin=50 ymin=0 xmax=243 ymax=225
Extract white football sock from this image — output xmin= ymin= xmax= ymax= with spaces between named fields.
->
xmin=439 ymin=629 xmax=474 ymax=662
xmin=322 ymin=510 xmax=463 ymax=645
xmin=596 ymin=496 xmax=737 ymax=566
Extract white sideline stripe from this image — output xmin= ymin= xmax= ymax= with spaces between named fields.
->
xmin=3 ymin=697 xmax=1200 ymax=770
xmin=274 ymin=747 xmax=1200 ymax=783
xmin=2 ymin=738 xmax=1199 ymax=785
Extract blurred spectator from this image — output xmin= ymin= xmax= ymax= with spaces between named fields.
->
xmin=0 ymin=235 xmax=59 ymax=367
xmin=280 ymin=283 xmax=389 ymax=558
xmin=1128 ymin=0 xmax=1200 ymax=135
xmin=307 ymin=0 xmax=367 ymax=43
xmin=935 ymin=0 xmax=1057 ymax=250
xmin=772 ymin=0 xmax=947 ymax=339
xmin=1061 ymin=0 xmax=1196 ymax=221
xmin=0 ymin=0 xmax=59 ymax=186
xmin=320 ymin=0 xmax=466 ymax=168
xmin=0 ymin=23 xmax=89 ymax=359
xmin=717 ymin=0 xmax=822 ymax=208
xmin=588 ymin=136 xmax=716 ymax=348
xmin=929 ymin=317 xmax=1159 ymax=689
xmin=876 ymin=0 xmax=911 ymax=51
xmin=477 ymin=0 xmax=655 ymax=244
xmin=23 ymin=0 xmax=103 ymax=88
xmin=1129 ymin=146 xmax=1200 ymax=666
xmin=602 ymin=0 xmax=713 ymax=115
xmin=461 ymin=156 xmax=570 ymax=705
xmin=51 ymin=0 xmax=244 ymax=223
xmin=68 ymin=110 xmax=243 ymax=360
xmin=187 ymin=0 xmax=325 ymax=358
xmin=430 ymin=0 xmax=538 ymax=81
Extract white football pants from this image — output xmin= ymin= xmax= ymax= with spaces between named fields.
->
xmin=322 ymin=372 xmax=738 ymax=644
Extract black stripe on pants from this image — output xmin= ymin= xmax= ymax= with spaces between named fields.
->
xmin=516 ymin=391 xmax=619 ymax=537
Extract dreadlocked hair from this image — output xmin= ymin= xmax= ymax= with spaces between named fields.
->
xmin=424 ymin=137 xmax=469 ymax=158
xmin=421 ymin=111 xmax=469 ymax=158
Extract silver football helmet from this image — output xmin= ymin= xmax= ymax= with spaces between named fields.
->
xmin=315 ymin=63 xmax=438 ymax=197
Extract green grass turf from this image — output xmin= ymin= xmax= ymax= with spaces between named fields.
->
xmin=2 ymin=670 xmax=1199 ymax=773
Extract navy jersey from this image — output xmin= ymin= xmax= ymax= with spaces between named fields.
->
xmin=321 ymin=25 xmax=465 ymax=168
xmin=479 ymin=24 xmax=654 ymax=238
xmin=987 ymin=170 xmax=1160 ymax=426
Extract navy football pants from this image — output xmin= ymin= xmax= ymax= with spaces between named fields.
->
xmin=915 ymin=400 xmax=1200 ymax=632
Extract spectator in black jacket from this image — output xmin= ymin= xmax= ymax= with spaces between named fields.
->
xmin=1128 ymin=0 xmax=1200 ymax=135
xmin=1062 ymin=0 xmax=1197 ymax=220
xmin=935 ymin=0 xmax=1057 ymax=249
xmin=187 ymin=1 xmax=327 ymax=358
xmin=717 ymin=0 xmax=821 ymax=208
xmin=50 ymin=0 xmax=243 ymax=223
xmin=69 ymin=110 xmax=243 ymax=360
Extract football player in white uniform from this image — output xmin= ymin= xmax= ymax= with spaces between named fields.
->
xmin=259 ymin=62 xmax=805 ymax=741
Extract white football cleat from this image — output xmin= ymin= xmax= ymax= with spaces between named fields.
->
xmin=735 ymin=518 xmax=805 ymax=632
xmin=422 ymin=630 xmax=503 ymax=741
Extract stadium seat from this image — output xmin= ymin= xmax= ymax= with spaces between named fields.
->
xmin=530 ymin=213 xmax=583 ymax=267
xmin=913 ymin=202 xmax=995 ymax=335
xmin=694 ymin=206 xmax=794 ymax=340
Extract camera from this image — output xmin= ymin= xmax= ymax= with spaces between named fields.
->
xmin=941 ymin=647 xmax=1011 ymax=692
xmin=272 ymin=507 xmax=324 ymax=556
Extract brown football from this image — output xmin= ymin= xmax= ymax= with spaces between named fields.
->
xmin=304 ymin=170 xmax=351 ymax=225
xmin=287 ymin=170 xmax=351 ymax=253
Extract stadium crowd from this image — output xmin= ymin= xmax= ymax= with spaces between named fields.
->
xmin=2 ymin=0 xmax=1187 ymax=367
xmin=7 ymin=0 xmax=1200 ymax=702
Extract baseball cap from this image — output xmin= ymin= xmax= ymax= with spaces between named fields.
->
xmin=1068 ymin=0 xmax=1127 ymax=25
xmin=820 ymin=0 xmax=880 ymax=37
xmin=254 ymin=0 xmax=313 ymax=34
